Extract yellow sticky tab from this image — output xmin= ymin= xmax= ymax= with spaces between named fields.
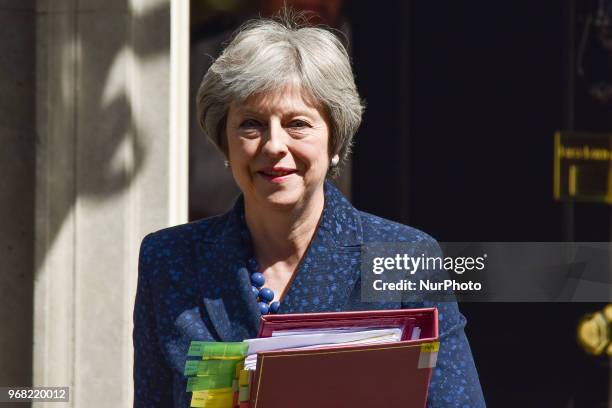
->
xmin=418 ymin=341 xmax=440 ymax=369
xmin=239 ymin=369 xmax=251 ymax=387
xmin=191 ymin=391 xmax=205 ymax=408
xmin=190 ymin=389 xmax=233 ymax=408
xmin=190 ymin=391 xmax=208 ymax=408
xmin=202 ymin=356 xmax=243 ymax=361
xmin=235 ymin=361 xmax=244 ymax=377
xmin=420 ymin=341 xmax=440 ymax=353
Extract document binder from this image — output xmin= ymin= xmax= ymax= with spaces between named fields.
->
xmin=248 ymin=308 xmax=439 ymax=408
xmin=183 ymin=308 xmax=438 ymax=408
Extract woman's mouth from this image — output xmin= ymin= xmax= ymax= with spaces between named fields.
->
xmin=257 ymin=168 xmax=297 ymax=183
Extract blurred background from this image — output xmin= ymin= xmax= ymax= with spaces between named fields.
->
xmin=2 ymin=0 xmax=612 ymax=406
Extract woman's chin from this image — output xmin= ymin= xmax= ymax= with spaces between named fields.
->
xmin=249 ymin=176 xmax=304 ymax=207
xmin=245 ymin=176 xmax=323 ymax=211
xmin=256 ymin=190 xmax=302 ymax=210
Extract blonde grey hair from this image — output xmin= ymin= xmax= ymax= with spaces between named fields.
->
xmin=196 ymin=14 xmax=364 ymax=173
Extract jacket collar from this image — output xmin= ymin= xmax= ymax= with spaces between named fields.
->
xmin=201 ymin=180 xmax=363 ymax=247
xmin=196 ymin=181 xmax=364 ymax=341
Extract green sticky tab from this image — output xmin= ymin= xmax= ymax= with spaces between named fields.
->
xmin=187 ymin=341 xmax=206 ymax=357
xmin=198 ymin=359 xmax=239 ymax=376
xmin=186 ymin=375 xmax=234 ymax=392
xmin=184 ymin=360 xmax=199 ymax=376
xmin=201 ymin=342 xmax=249 ymax=359
xmin=187 ymin=341 xmax=248 ymax=359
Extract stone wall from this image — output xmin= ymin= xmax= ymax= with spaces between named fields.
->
xmin=32 ymin=1 xmax=187 ymax=406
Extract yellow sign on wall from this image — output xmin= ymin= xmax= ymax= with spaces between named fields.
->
xmin=554 ymin=131 xmax=612 ymax=204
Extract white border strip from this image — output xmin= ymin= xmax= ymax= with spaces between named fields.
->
xmin=169 ymin=0 xmax=190 ymax=225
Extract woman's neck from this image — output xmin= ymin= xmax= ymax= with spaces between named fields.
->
xmin=244 ymin=188 xmax=325 ymax=270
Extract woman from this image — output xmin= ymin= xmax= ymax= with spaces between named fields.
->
xmin=134 ymin=13 xmax=485 ymax=407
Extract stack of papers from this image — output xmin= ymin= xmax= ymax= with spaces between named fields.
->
xmin=243 ymin=328 xmax=404 ymax=370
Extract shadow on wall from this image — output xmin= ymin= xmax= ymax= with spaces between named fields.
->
xmin=0 ymin=0 xmax=37 ymax=394
xmin=35 ymin=2 xmax=172 ymax=272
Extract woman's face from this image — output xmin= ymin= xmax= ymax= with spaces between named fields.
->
xmin=226 ymin=84 xmax=330 ymax=210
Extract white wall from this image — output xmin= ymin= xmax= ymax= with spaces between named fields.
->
xmin=33 ymin=0 xmax=188 ymax=406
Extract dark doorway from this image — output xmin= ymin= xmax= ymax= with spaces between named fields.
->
xmin=349 ymin=1 xmax=611 ymax=406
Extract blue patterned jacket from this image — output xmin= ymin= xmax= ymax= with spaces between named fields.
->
xmin=133 ymin=181 xmax=485 ymax=407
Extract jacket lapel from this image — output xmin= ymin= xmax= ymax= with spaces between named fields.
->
xmin=280 ymin=181 xmax=364 ymax=313
xmin=195 ymin=197 xmax=261 ymax=342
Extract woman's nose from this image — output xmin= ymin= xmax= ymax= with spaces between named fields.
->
xmin=261 ymin=122 xmax=288 ymax=158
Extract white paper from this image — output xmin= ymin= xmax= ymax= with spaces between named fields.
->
xmin=271 ymin=327 xmax=375 ymax=337
xmin=245 ymin=328 xmax=402 ymax=355
xmin=243 ymin=331 xmax=403 ymax=370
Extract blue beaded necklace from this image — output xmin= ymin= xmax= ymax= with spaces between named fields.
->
xmin=246 ymin=257 xmax=280 ymax=315
xmin=240 ymin=214 xmax=280 ymax=315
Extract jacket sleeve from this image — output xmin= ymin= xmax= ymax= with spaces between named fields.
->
xmin=133 ymin=234 xmax=174 ymax=407
xmin=404 ymin=239 xmax=486 ymax=407
xmin=421 ymin=301 xmax=486 ymax=407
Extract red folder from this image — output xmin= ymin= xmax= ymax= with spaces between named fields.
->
xmin=248 ymin=308 xmax=439 ymax=408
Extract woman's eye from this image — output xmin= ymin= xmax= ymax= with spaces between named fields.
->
xmin=288 ymin=120 xmax=310 ymax=128
xmin=239 ymin=119 xmax=262 ymax=129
